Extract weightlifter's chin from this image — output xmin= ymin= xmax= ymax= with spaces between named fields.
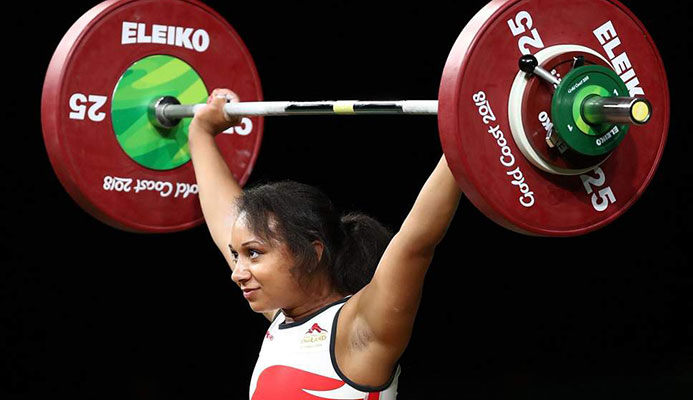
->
xmin=243 ymin=290 xmax=270 ymax=312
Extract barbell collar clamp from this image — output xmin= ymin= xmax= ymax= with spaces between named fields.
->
xmin=519 ymin=54 xmax=561 ymax=87
xmin=153 ymin=96 xmax=182 ymax=129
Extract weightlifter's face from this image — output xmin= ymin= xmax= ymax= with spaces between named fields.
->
xmin=228 ymin=213 xmax=303 ymax=313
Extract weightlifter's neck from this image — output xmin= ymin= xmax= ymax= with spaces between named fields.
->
xmin=281 ymin=280 xmax=344 ymax=323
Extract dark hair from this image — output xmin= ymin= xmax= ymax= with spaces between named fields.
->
xmin=236 ymin=180 xmax=392 ymax=294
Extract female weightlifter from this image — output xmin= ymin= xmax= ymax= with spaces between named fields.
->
xmin=188 ymin=88 xmax=462 ymax=399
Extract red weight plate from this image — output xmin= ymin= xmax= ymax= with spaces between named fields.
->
xmin=439 ymin=0 xmax=669 ymax=236
xmin=42 ymin=0 xmax=263 ymax=233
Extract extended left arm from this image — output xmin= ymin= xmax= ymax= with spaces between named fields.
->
xmin=340 ymin=155 xmax=462 ymax=376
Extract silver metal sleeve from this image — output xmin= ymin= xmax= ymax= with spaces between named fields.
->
xmin=582 ymin=96 xmax=652 ymax=125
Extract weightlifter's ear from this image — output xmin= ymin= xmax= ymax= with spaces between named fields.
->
xmin=312 ymin=240 xmax=325 ymax=264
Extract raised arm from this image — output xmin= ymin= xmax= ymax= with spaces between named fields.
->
xmin=189 ymin=90 xmax=279 ymax=322
xmin=337 ymin=155 xmax=462 ymax=386
xmin=188 ymin=90 xmax=243 ymax=256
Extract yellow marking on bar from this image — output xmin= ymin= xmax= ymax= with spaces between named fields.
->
xmin=631 ymin=101 xmax=651 ymax=123
xmin=333 ymin=102 xmax=356 ymax=114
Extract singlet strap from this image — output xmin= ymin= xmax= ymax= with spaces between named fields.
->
xmin=329 ymin=304 xmax=401 ymax=392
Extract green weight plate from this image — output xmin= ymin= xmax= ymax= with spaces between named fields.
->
xmin=552 ymin=65 xmax=630 ymax=156
xmin=111 ymin=55 xmax=208 ymax=170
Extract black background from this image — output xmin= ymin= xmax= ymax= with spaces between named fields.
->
xmin=2 ymin=0 xmax=691 ymax=399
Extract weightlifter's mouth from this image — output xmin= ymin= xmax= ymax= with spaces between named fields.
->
xmin=242 ymin=287 xmax=260 ymax=299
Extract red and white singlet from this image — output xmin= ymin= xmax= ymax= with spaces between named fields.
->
xmin=249 ymin=297 xmax=400 ymax=399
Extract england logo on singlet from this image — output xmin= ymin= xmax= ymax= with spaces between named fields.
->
xmin=301 ymin=323 xmax=328 ymax=349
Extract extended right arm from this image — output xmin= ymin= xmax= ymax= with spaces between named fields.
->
xmin=188 ymin=90 xmax=243 ymax=256
xmin=189 ymin=89 xmax=278 ymax=322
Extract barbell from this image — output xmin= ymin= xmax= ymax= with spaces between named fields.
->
xmin=41 ymin=0 xmax=669 ymax=236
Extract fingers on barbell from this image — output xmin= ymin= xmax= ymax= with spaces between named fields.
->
xmin=212 ymin=88 xmax=239 ymax=103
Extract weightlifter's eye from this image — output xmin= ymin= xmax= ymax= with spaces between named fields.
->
xmin=228 ymin=245 xmax=239 ymax=262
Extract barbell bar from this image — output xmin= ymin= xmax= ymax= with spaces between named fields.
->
xmin=155 ymin=92 xmax=649 ymax=126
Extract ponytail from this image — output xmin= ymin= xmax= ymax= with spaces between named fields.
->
xmin=332 ymin=213 xmax=393 ymax=294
